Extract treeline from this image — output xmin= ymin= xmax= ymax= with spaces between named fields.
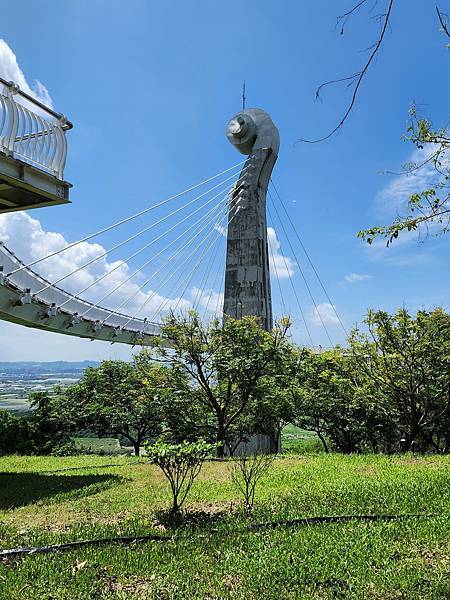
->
xmin=1 ymin=307 xmax=448 ymax=456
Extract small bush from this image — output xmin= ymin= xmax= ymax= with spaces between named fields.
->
xmin=145 ymin=440 xmax=215 ymax=516
xmin=231 ymin=453 xmax=273 ymax=517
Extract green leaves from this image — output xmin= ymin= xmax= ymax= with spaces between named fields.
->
xmin=145 ymin=439 xmax=216 ymax=513
xmin=156 ymin=312 xmax=292 ymax=456
xmin=146 ymin=439 xmax=216 ymax=466
xmin=359 ymin=106 xmax=449 ymax=246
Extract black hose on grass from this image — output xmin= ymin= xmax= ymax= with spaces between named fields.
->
xmin=0 ymin=513 xmax=440 ymax=558
xmin=248 ymin=513 xmax=438 ymax=530
xmin=0 ymin=534 xmax=171 ymax=558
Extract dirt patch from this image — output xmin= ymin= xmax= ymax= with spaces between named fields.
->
xmin=392 ymin=456 xmax=447 ymax=468
xmin=353 ymin=466 xmax=380 ymax=476
xmin=416 ymin=547 xmax=450 ymax=568
xmin=102 ymin=574 xmax=181 ymax=598
xmin=154 ymin=500 xmax=238 ymax=529
xmin=189 ymin=499 xmax=237 ymax=514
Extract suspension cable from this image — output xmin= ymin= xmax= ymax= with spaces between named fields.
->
xmin=214 ymin=240 xmax=228 ymax=319
xmin=35 ymin=170 xmax=245 ymax=294
xmin=191 ymin=225 xmax=223 ymax=311
xmin=8 ymin=160 xmax=246 ymax=276
xmin=78 ymin=185 xmax=238 ymax=318
xmin=267 ymin=227 xmax=287 ymax=317
xmin=201 ymin=243 xmax=225 ymax=320
xmin=56 ymin=183 xmax=238 ymax=310
xmin=156 ymin=198 xmax=234 ymax=320
xmin=267 ymin=204 xmax=314 ymax=347
xmin=150 ymin=210 xmax=230 ymax=324
xmin=102 ymin=200 xmax=230 ymax=325
xmin=138 ymin=197 xmax=236 ymax=326
xmin=267 ymin=189 xmax=334 ymax=346
xmin=108 ymin=193 xmax=234 ymax=326
xmin=270 ymin=180 xmax=347 ymax=337
xmin=158 ymin=193 xmax=240 ymax=323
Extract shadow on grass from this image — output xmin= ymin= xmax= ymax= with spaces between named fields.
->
xmin=0 ymin=472 xmax=121 ymax=509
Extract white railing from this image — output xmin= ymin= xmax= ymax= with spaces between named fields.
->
xmin=0 ymin=81 xmax=70 ymax=180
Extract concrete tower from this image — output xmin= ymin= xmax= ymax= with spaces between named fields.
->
xmin=223 ymin=108 xmax=280 ymax=332
xmin=223 ymin=108 xmax=280 ymax=454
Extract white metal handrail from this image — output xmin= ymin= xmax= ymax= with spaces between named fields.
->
xmin=0 ymin=82 xmax=68 ymax=180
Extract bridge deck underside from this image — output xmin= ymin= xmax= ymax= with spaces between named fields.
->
xmin=0 ymin=244 xmax=162 ymax=347
xmin=0 ymin=153 xmax=71 ymax=214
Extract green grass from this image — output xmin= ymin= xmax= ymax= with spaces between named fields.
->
xmin=281 ymin=424 xmax=325 ymax=454
xmin=72 ymin=437 xmax=125 ymax=455
xmin=0 ymin=454 xmax=449 ymax=598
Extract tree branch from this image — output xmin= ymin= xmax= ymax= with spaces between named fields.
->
xmin=299 ymin=0 xmax=395 ymax=143
xmin=436 ymin=5 xmax=450 ymax=38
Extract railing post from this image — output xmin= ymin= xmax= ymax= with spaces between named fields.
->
xmin=2 ymin=83 xmax=19 ymax=156
xmin=51 ymin=116 xmax=68 ymax=179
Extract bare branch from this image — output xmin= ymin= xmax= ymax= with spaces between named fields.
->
xmin=436 ymin=5 xmax=450 ymax=38
xmin=336 ymin=0 xmax=371 ymax=35
xmin=315 ymin=73 xmax=360 ymax=101
xmin=299 ymin=0 xmax=395 ymax=144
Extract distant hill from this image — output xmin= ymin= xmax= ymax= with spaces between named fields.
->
xmin=0 ymin=361 xmax=99 ymax=374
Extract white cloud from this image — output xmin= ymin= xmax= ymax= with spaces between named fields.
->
xmin=214 ymin=223 xmax=226 ymax=237
xmin=0 ymin=211 xmax=201 ymax=321
xmin=190 ymin=287 xmax=224 ymax=314
xmin=311 ymin=302 xmax=340 ymax=325
xmin=375 ymin=146 xmax=440 ymax=217
xmin=0 ymin=39 xmax=53 ymax=108
xmin=212 ymin=224 xmax=296 ymax=279
xmin=267 ymin=227 xmax=296 ymax=279
xmin=345 ymin=273 xmax=372 ymax=283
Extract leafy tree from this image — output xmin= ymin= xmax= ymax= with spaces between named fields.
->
xmin=250 ymin=373 xmax=296 ymax=451
xmin=28 ymin=389 xmax=75 ymax=454
xmin=145 ymin=439 xmax=215 ymax=515
xmin=290 ymin=348 xmax=378 ymax=454
xmin=156 ymin=312 xmax=291 ymax=457
xmin=349 ymin=308 xmax=450 ymax=452
xmin=359 ymin=108 xmax=449 ymax=245
xmin=293 ymin=346 xmax=400 ymax=454
xmin=0 ymin=410 xmax=29 ymax=455
xmin=68 ymin=359 xmax=167 ymax=456
xmin=136 ymin=349 xmax=215 ymax=444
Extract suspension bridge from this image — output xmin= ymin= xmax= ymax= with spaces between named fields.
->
xmin=0 ymin=77 xmax=345 ymax=349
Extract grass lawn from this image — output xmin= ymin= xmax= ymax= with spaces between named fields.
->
xmin=72 ymin=438 xmax=125 ymax=455
xmin=0 ymin=454 xmax=449 ymax=599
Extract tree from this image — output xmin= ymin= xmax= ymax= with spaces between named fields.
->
xmin=28 ymin=388 xmax=76 ymax=454
xmin=359 ymin=108 xmax=449 ymax=245
xmin=145 ymin=439 xmax=215 ymax=516
xmin=231 ymin=453 xmax=273 ymax=517
xmin=349 ymin=308 xmax=450 ymax=452
xmin=290 ymin=348 xmax=380 ymax=454
xmin=68 ymin=359 xmax=167 ymax=456
xmin=299 ymin=3 xmax=449 ymax=246
xmin=0 ymin=410 xmax=29 ymax=455
xmin=301 ymin=2 xmax=449 ymax=143
xmin=136 ymin=349 xmax=215 ymax=445
xmin=250 ymin=373 xmax=296 ymax=451
xmin=156 ymin=312 xmax=291 ymax=457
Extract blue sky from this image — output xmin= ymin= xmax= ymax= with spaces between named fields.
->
xmin=0 ymin=0 xmax=448 ymax=360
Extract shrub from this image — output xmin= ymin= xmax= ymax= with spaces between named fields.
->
xmin=231 ymin=453 xmax=273 ymax=517
xmin=145 ymin=440 xmax=215 ymax=515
